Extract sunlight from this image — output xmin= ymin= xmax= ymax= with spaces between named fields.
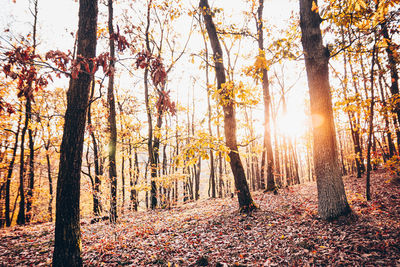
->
xmin=275 ymin=112 xmax=308 ymax=139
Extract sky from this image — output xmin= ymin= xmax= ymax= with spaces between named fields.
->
xmin=1 ymin=0 xmax=309 ymax=140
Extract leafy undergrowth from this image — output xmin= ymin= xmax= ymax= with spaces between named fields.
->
xmin=1 ymin=170 xmax=400 ymax=266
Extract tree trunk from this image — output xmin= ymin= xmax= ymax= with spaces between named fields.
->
xmin=366 ymin=39 xmax=377 ymax=201
xmin=381 ymin=22 xmax=400 ymax=132
xmin=88 ymin=79 xmax=102 ymax=216
xmin=16 ymin=100 xmax=29 ymax=226
xmin=200 ymin=0 xmax=256 ymax=212
xmin=5 ymin=114 xmax=22 ymax=227
xmin=201 ymin=23 xmax=217 ymax=198
xmin=52 ymin=0 xmax=98 ymax=265
xmin=45 ymin=147 xmax=53 ymax=222
xmin=299 ymin=0 xmax=350 ymax=220
xmin=107 ymin=0 xmax=118 ymax=224
xmin=257 ymin=0 xmax=275 ymax=192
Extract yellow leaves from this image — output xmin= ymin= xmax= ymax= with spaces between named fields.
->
xmin=224 ymin=153 xmax=231 ymax=163
xmin=97 ymin=26 xmax=108 ymax=39
xmin=354 ymin=0 xmax=367 ymax=12
xmin=311 ymin=1 xmax=319 ymax=13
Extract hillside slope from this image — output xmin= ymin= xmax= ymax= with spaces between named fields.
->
xmin=1 ymin=170 xmax=399 ymax=266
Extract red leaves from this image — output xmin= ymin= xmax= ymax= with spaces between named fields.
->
xmin=45 ymin=51 xmax=112 ymax=78
xmin=45 ymin=50 xmax=71 ymax=72
xmin=110 ymin=25 xmax=129 ymax=52
xmin=2 ymin=46 xmax=48 ymax=100
xmin=135 ymin=50 xmax=174 ymax=114
xmin=151 ymin=57 xmax=167 ymax=87
xmin=156 ymin=90 xmax=176 ymax=116
xmin=135 ymin=50 xmax=167 ymax=87
xmin=0 ymin=100 xmax=15 ymax=114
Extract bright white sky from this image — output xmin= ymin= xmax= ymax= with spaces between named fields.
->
xmin=1 ymin=0 xmax=309 ymax=141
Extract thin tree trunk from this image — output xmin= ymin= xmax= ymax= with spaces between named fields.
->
xmin=88 ymin=79 xmax=102 ymax=216
xmin=5 ymin=114 xmax=22 ymax=227
xmin=25 ymin=0 xmax=38 ymax=224
xmin=366 ymin=39 xmax=377 ymax=201
xmin=200 ymin=0 xmax=256 ymax=212
xmin=16 ymin=101 xmax=28 ymax=225
xmin=257 ymin=0 xmax=275 ymax=192
xmin=107 ymin=0 xmax=118 ymax=224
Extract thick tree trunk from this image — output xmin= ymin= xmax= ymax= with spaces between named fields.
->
xmin=299 ymin=0 xmax=350 ymax=220
xmin=200 ymin=0 xmax=256 ymax=212
xmin=107 ymin=0 xmax=118 ymax=224
xmin=52 ymin=0 xmax=98 ymax=266
xmin=381 ymin=22 xmax=400 ymax=131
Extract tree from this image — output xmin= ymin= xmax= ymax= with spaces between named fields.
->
xmin=255 ymin=0 xmax=275 ymax=192
xmin=52 ymin=0 xmax=98 ymax=265
xmin=199 ymin=0 xmax=256 ymax=212
xmin=107 ymin=0 xmax=118 ymax=224
xmin=299 ymin=0 xmax=351 ymax=220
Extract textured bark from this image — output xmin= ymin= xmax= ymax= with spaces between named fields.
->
xmin=200 ymin=0 xmax=256 ymax=212
xmin=107 ymin=0 xmax=118 ymax=224
xmin=381 ymin=22 xmax=400 ymax=130
xmin=256 ymin=0 xmax=275 ymax=192
xmin=52 ymin=0 xmax=98 ymax=266
xmin=299 ymin=0 xmax=350 ymax=220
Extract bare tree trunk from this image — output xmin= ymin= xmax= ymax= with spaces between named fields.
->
xmin=257 ymin=0 xmax=275 ymax=192
xmin=299 ymin=0 xmax=350 ymax=220
xmin=5 ymin=114 xmax=22 ymax=226
xmin=53 ymin=0 xmax=98 ymax=265
xmin=200 ymin=0 xmax=256 ymax=212
xmin=366 ymin=39 xmax=377 ymax=201
xmin=381 ymin=21 xmax=400 ymax=136
xmin=88 ymin=79 xmax=102 ymax=216
xmin=107 ymin=0 xmax=118 ymax=224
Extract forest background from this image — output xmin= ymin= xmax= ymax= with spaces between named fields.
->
xmin=0 ymin=0 xmax=400 ymax=264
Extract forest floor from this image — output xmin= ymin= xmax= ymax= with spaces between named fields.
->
xmin=1 ymin=169 xmax=400 ymax=266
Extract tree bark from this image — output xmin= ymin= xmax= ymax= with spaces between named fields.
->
xmin=299 ymin=0 xmax=351 ymax=220
xmin=256 ymin=0 xmax=275 ymax=192
xmin=107 ymin=0 xmax=118 ymax=224
xmin=52 ymin=0 xmax=98 ymax=265
xmin=5 ymin=114 xmax=22 ymax=226
xmin=381 ymin=21 xmax=400 ymax=132
xmin=366 ymin=39 xmax=377 ymax=201
xmin=88 ymin=79 xmax=102 ymax=216
xmin=200 ymin=0 xmax=256 ymax=212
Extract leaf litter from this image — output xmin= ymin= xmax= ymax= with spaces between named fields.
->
xmin=1 ymin=170 xmax=399 ymax=266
